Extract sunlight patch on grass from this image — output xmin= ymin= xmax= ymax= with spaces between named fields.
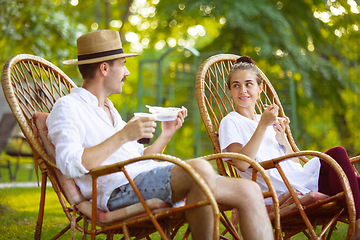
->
xmin=0 ymin=187 xmax=64 ymax=213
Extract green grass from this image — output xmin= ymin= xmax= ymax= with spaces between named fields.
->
xmin=0 ymin=185 xmax=350 ymax=240
xmin=0 ymin=160 xmax=351 ymax=239
xmin=0 ymin=155 xmax=37 ymax=182
xmin=0 ymin=186 xmax=192 ymax=239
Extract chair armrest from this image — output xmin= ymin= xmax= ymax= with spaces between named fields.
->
xmin=88 ymin=153 xmax=220 ymax=240
xmin=350 ymin=155 xmax=360 ymax=164
xmin=196 ymin=152 xmax=281 ymax=237
xmin=199 ymin=152 xmax=278 ymax=199
xmin=201 ymin=150 xmax=356 ymax=239
xmin=263 ymin=151 xmax=355 ymax=232
xmin=88 ymin=154 xmax=182 ymax=177
xmin=88 ymin=154 xmax=219 ymax=204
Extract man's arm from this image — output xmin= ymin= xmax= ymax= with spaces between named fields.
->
xmin=144 ymin=107 xmax=187 ymax=155
xmin=82 ymin=116 xmax=157 ymax=170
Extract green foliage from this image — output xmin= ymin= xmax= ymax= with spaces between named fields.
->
xmin=147 ymin=0 xmax=360 ymax=155
xmin=0 ymin=0 xmax=87 ymax=70
xmin=1 ymin=0 xmax=360 ymax=157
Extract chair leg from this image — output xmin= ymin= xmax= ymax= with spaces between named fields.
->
xmin=106 ymin=233 xmax=114 ymax=240
xmin=7 ymin=159 xmax=13 ymax=181
xmin=28 ymin=164 xmax=34 ymax=181
xmin=122 ymin=224 xmax=131 ymax=240
xmin=182 ymin=227 xmax=191 ymax=240
xmin=231 ymin=209 xmax=240 ymax=238
xmin=35 ymin=173 xmax=47 ymax=240
xmin=165 ymin=219 xmax=172 ymax=239
xmin=82 ymin=215 xmax=89 ymax=240
xmin=220 ymin=211 xmax=242 ymax=240
xmin=0 ymin=157 xmax=12 ymax=181
xmin=11 ymin=157 xmax=20 ymax=181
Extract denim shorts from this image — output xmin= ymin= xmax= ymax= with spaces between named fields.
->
xmin=107 ymin=164 xmax=175 ymax=211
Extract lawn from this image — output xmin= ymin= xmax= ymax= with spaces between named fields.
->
xmin=0 ymin=161 xmax=350 ymax=239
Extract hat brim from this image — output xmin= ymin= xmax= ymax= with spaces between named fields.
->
xmin=63 ymin=53 xmax=139 ymax=65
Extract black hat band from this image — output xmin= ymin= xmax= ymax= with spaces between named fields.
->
xmin=78 ymin=48 xmax=124 ymax=61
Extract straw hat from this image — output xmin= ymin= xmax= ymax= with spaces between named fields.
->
xmin=63 ymin=30 xmax=139 ymax=65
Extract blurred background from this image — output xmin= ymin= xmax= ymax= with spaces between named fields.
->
xmin=1 ymin=0 xmax=360 ymax=181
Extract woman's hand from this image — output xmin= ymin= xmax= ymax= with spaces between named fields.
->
xmin=273 ymin=116 xmax=290 ymax=144
xmin=259 ymin=104 xmax=278 ymax=128
xmin=273 ymin=116 xmax=298 ymax=161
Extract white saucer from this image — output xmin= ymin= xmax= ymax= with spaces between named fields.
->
xmin=135 ymin=106 xmax=182 ymax=121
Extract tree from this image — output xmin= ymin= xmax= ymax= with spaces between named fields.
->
xmin=1 ymin=0 xmax=359 ymax=157
xmin=131 ymin=0 xmax=360 ymax=155
xmin=0 ymin=0 xmax=89 ymax=81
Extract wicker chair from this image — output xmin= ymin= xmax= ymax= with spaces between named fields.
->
xmin=195 ymin=54 xmax=357 ymax=239
xmin=1 ymin=54 xmax=219 ymax=240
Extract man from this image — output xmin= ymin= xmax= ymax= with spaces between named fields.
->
xmin=47 ymin=30 xmax=273 ymax=240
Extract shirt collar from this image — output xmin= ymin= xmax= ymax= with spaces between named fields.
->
xmin=71 ymin=87 xmax=114 ymax=109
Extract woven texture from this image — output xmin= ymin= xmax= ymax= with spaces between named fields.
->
xmin=195 ymin=54 xmax=356 ymax=240
xmin=1 ymin=54 xmax=219 ymax=240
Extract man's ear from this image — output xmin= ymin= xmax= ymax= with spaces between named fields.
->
xmin=99 ymin=62 xmax=109 ymax=76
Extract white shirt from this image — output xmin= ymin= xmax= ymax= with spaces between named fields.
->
xmin=46 ymin=88 xmax=170 ymax=212
xmin=219 ymin=111 xmax=320 ymax=205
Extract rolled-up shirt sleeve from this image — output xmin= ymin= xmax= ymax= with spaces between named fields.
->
xmin=46 ymin=99 xmax=89 ymax=178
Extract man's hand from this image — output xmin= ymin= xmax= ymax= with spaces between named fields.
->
xmin=161 ymin=106 xmax=188 ymax=138
xmin=120 ymin=116 xmax=157 ymax=142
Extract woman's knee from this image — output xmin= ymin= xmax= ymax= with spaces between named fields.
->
xmin=325 ymin=146 xmax=347 ymax=158
xmin=322 ymin=146 xmax=349 ymax=171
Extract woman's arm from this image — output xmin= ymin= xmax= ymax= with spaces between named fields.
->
xmin=227 ymin=104 xmax=279 ymax=171
xmin=273 ymin=116 xmax=299 ymax=163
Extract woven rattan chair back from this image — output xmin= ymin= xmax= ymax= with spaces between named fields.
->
xmin=2 ymin=54 xmax=220 ymax=240
xmin=195 ymin=54 xmax=305 ymax=176
xmin=1 ymin=54 xmax=76 ymax=166
xmin=1 ymin=54 xmax=82 ymax=239
xmin=195 ymin=54 xmax=356 ymax=239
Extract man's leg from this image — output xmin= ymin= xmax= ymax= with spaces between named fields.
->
xmin=107 ymin=164 xmax=175 ymax=211
xmin=215 ymin=177 xmax=274 ymax=240
xmin=170 ymin=159 xmax=217 ymax=240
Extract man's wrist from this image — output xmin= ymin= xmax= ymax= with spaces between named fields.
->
xmin=159 ymin=132 xmax=173 ymax=143
xmin=116 ymin=130 xmax=131 ymax=144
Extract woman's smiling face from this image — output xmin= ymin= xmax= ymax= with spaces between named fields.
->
xmin=229 ymin=70 xmax=263 ymax=109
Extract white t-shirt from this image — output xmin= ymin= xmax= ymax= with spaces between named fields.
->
xmin=46 ymin=88 xmax=170 ymax=211
xmin=219 ymin=111 xmax=320 ymax=205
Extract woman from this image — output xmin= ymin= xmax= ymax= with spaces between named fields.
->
xmin=219 ymin=56 xmax=360 ymax=239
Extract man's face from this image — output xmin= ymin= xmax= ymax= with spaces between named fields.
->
xmin=106 ymin=57 xmax=130 ymax=94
